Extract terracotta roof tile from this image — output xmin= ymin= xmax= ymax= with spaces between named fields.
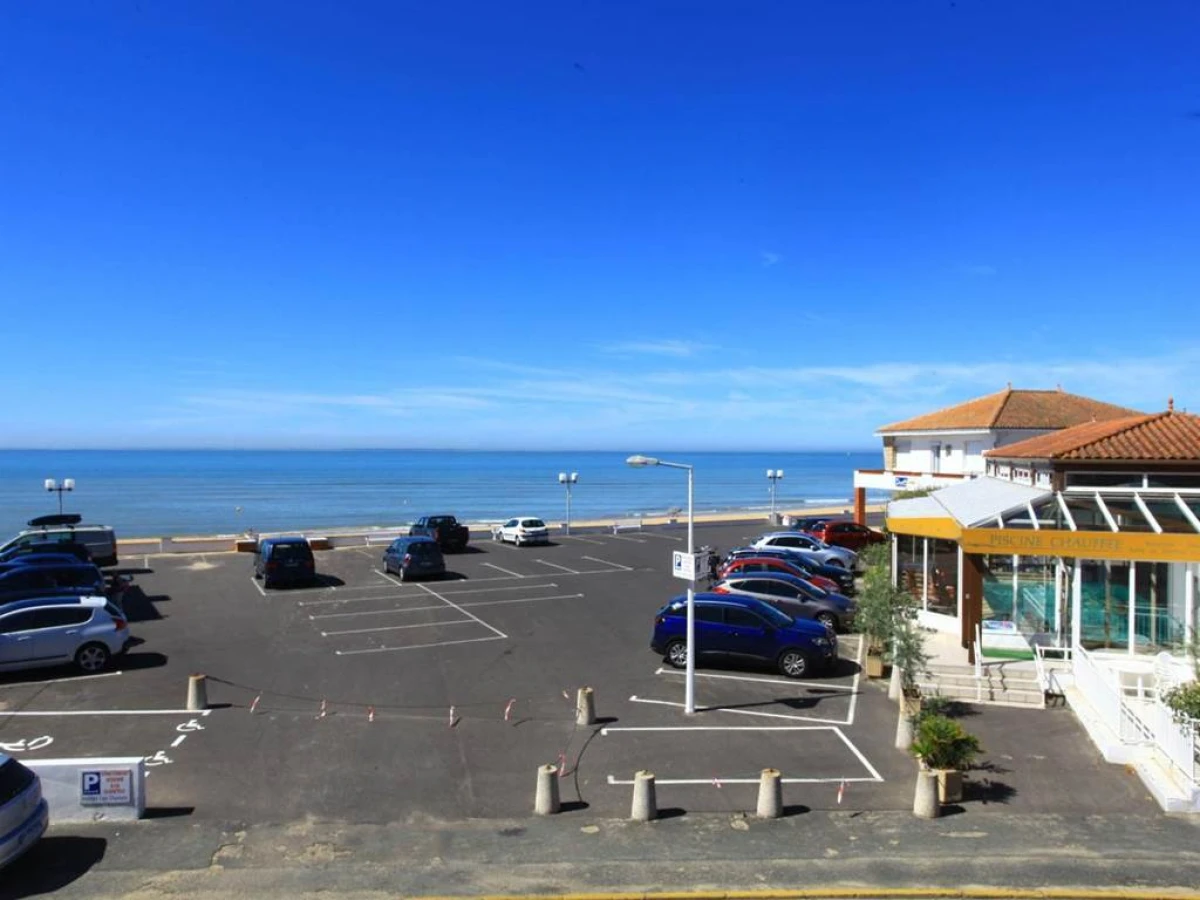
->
xmin=984 ymin=410 xmax=1200 ymax=461
xmin=877 ymin=388 xmax=1140 ymax=434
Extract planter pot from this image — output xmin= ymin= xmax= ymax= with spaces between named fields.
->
xmin=937 ymin=769 xmax=963 ymax=804
xmin=865 ymin=653 xmax=885 ymax=679
xmin=900 ymin=694 xmax=921 ymax=717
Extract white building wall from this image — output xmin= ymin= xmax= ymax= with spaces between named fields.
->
xmin=892 ymin=432 xmax=996 ymax=476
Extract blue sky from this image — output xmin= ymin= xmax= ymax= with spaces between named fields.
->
xmin=2 ymin=1 xmax=1198 ymax=450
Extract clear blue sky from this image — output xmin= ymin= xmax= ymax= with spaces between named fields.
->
xmin=2 ymin=1 xmax=1197 ymax=450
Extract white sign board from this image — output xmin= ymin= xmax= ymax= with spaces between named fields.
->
xmin=81 ymin=768 xmax=133 ymax=806
xmin=672 ymin=551 xmax=701 ymax=581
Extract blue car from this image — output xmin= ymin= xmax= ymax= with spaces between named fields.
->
xmin=651 ymin=592 xmax=837 ymax=679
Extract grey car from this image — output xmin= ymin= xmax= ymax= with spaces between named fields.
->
xmin=0 ymin=595 xmax=131 ymax=673
xmin=382 ymin=536 xmax=446 ymax=580
xmin=715 ymin=572 xmax=856 ymax=632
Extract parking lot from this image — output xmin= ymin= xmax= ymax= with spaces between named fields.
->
xmin=0 ymin=522 xmax=1153 ymax=824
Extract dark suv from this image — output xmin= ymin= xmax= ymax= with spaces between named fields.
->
xmin=382 ymin=536 xmax=446 ymax=580
xmin=254 ymin=538 xmax=317 ymax=588
xmin=0 ymin=562 xmax=108 ymax=605
xmin=651 ymin=593 xmax=837 ymax=679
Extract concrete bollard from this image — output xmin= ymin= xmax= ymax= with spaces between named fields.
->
xmin=894 ymin=705 xmax=915 ymax=751
xmin=575 ymin=686 xmax=596 ymax=726
xmin=888 ymin=663 xmax=902 ymax=701
xmin=630 ymin=770 xmax=657 ymax=822
xmin=755 ymin=768 xmax=783 ymax=819
xmin=913 ymin=768 xmax=940 ymax=818
xmin=186 ymin=673 xmax=208 ymax=712
xmin=534 ymin=764 xmax=561 ymax=815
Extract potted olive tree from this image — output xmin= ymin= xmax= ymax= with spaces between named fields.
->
xmin=911 ymin=713 xmax=982 ymax=804
xmin=891 ymin=620 xmax=929 ymax=751
xmin=855 ymin=543 xmax=894 ymax=678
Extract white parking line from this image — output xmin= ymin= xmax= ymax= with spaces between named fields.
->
xmin=311 ymin=593 xmax=586 ymax=620
xmin=0 ymin=671 xmax=123 ymax=690
xmin=250 ymin=577 xmax=266 ymax=597
xmin=556 ymin=535 xmax=606 ymax=545
xmin=846 ymin=635 xmax=864 ymax=726
xmin=0 ymin=709 xmax=213 ymax=717
xmin=377 ymin=570 xmax=404 ymax=587
xmin=298 ymin=590 xmax=423 ymax=608
xmin=628 ymin=694 xmax=847 ymax=726
xmin=417 ymin=583 xmax=508 ymax=639
xmin=833 ymin=726 xmax=883 ymax=781
xmin=602 ymin=725 xmax=830 ymax=734
xmin=606 ymin=534 xmax=646 ymax=544
xmin=170 ymin=734 xmax=187 ymax=748
xmin=534 ymin=559 xmax=579 ymax=574
xmin=606 ymin=774 xmax=880 ymax=786
xmin=322 ymin=618 xmax=476 ymax=638
xmin=582 ymin=555 xmax=632 ymax=571
xmin=437 ymin=583 xmax=557 ymax=597
xmin=336 ymin=635 xmax=506 ymax=656
xmin=641 ymin=532 xmax=684 ymax=542
xmin=482 ymin=562 xmax=526 ymax=578
xmin=652 ymin=667 xmax=857 ymax=692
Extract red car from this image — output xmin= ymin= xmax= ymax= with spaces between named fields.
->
xmin=716 ymin=557 xmax=840 ymax=593
xmin=809 ymin=520 xmax=886 ymax=552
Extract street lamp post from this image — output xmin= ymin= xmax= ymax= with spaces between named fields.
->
xmin=766 ymin=469 xmax=785 ymax=524
xmin=44 ymin=478 xmax=75 ymax=515
xmin=627 ymin=454 xmax=696 ymax=715
xmin=558 ymin=472 xmax=578 ymax=535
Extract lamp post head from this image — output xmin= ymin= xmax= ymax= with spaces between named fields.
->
xmin=44 ymin=479 xmax=56 ymax=491
xmin=558 ymin=472 xmax=567 ymax=483
xmin=64 ymin=478 xmax=75 ymax=491
xmin=767 ymin=469 xmax=784 ymax=480
xmin=626 ymin=455 xmax=659 ymax=468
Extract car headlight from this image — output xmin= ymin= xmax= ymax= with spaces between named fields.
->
xmin=813 ymin=636 xmax=831 ymax=648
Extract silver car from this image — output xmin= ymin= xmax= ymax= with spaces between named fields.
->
xmin=0 ymin=596 xmax=132 ymax=673
xmin=751 ymin=532 xmax=858 ymax=570
xmin=0 ymin=754 xmax=48 ymax=871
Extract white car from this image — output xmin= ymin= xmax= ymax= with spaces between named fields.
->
xmin=0 ymin=754 xmax=47 ymax=871
xmin=494 ymin=517 xmax=550 ymax=547
xmin=751 ymin=532 xmax=858 ymax=570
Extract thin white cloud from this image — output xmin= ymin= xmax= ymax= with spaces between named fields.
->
xmin=761 ymin=250 xmax=782 ymax=267
xmin=958 ymin=264 xmax=998 ymax=277
xmin=595 ymin=339 xmax=711 ymax=358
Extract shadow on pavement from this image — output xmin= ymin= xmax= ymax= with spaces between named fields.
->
xmin=3 ymin=835 xmax=106 ymax=896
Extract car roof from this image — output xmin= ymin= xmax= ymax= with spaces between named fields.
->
xmin=0 ymin=560 xmax=99 ymax=574
xmin=723 ymin=571 xmax=811 ymax=586
xmin=0 ymin=595 xmax=108 ymax=614
xmin=399 ymin=535 xmax=437 ymax=543
xmin=262 ymin=537 xmax=309 ymax=546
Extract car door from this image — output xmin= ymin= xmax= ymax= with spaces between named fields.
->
xmin=0 ymin=610 xmax=45 ymax=666
xmin=690 ymin=604 xmax=728 ymax=658
xmin=34 ymin=607 xmax=93 ymax=662
xmin=721 ymin=607 xmax=774 ymax=661
xmin=828 ymin=523 xmax=856 ymax=550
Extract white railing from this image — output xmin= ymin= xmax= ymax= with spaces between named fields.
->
xmin=1075 ymin=648 xmax=1199 ymax=790
xmin=1034 ymin=643 xmax=1072 ymax=693
xmin=1074 ymin=647 xmax=1126 ymax=739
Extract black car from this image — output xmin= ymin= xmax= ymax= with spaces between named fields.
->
xmin=0 ymin=561 xmax=108 ymax=605
xmin=254 ymin=537 xmax=317 ymax=588
xmin=0 ymin=541 xmax=91 ymax=564
xmin=725 ymin=547 xmax=856 ymax=594
xmin=382 ymin=536 xmax=446 ymax=581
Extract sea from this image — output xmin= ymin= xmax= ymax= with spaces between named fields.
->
xmin=0 ymin=450 xmax=886 ymax=538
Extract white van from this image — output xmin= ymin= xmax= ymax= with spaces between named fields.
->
xmin=0 ymin=753 xmax=48 ymax=871
xmin=0 ymin=515 xmax=118 ymax=568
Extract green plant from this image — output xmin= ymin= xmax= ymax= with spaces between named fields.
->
xmin=893 ymin=487 xmax=936 ymax=501
xmin=1163 ymin=682 xmax=1200 ymax=721
xmin=910 ymin=714 xmax=982 ymax=770
xmin=891 ymin=622 xmax=930 ymax=696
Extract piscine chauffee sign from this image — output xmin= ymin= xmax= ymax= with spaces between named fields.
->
xmin=959 ymin=528 xmax=1200 ymax=563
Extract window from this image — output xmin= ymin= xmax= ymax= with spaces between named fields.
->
xmin=34 ymin=608 xmax=91 ymax=628
xmin=725 ymin=608 xmax=765 ymax=629
xmin=694 ymin=605 xmax=723 ymax=623
xmin=0 ymin=611 xmax=42 ymax=634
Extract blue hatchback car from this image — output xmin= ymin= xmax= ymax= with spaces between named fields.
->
xmin=651 ymin=592 xmax=837 ymax=679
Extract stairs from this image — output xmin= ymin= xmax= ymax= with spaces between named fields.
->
xmin=916 ymin=661 xmax=1050 ymax=709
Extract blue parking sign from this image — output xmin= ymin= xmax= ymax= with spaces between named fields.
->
xmin=81 ymin=771 xmax=102 ymax=799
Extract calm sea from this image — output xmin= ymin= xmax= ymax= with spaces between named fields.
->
xmin=0 ymin=450 xmax=885 ymax=538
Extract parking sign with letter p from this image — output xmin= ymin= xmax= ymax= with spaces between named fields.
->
xmin=81 ymin=771 xmax=101 ymax=799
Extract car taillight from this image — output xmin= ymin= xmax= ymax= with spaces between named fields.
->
xmin=113 ymin=617 xmax=127 ymax=630
xmin=713 ymin=585 xmax=729 ymax=593
xmin=403 ymin=554 xmax=412 ymax=565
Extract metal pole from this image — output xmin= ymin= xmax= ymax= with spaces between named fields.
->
xmin=685 ymin=465 xmax=695 ymax=715
xmin=565 ymin=481 xmax=572 ymax=536
xmin=769 ymin=479 xmax=775 ymax=523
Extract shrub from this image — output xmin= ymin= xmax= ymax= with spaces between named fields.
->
xmin=911 ymin=714 xmax=982 ymax=771
xmin=1163 ymin=682 xmax=1200 ymax=722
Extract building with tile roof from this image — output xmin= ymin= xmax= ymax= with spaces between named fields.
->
xmin=851 ymin=386 xmax=1141 ymax=523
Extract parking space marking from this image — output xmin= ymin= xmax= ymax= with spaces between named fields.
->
xmin=602 ymin=725 xmax=829 ymax=735
xmin=846 ymin=635 xmax=864 ymax=726
xmin=0 ymin=670 xmax=123 ymax=690
xmin=834 ymin=725 xmax=884 ymax=781
xmin=322 ymin=618 xmax=477 ymax=638
xmin=377 ymin=570 xmax=404 ymax=587
xmin=336 ymin=634 xmax=506 ymax=656
xmin=0 ymin=708 xmax=213 ymax=717
xmin=437 ymin=583 xmax=557 ymax=598
xmin=582 ymin=555 xmax=632 ymax=571
xmin=628 ymin=694 xmax=847 ymax=726
xmin=482 ymin=562 xmax=526 ymax=578
xmin=417 ymin=583 xmax=508 ymax=639
xmin=534 ymin=559 xmax=580 ymax=574
xmin=606 ymin=774 xmax=880 ymax=786
xmin=556 ymin=535 xmax=607 ymax=545
xmin=641 ymin=532 xmax=684 ymax=542
xmin=170 ymin=734 xmax=187 ymax=748
xmin=250 ymin=577 xmax=266 ymax=597
xmin=652 ymin=667 xmax=857 ymax=692
xmin=311 ymin=593 xmax=585 ymax=620
xmin=606 ymin=534 xmax=647 ymax=544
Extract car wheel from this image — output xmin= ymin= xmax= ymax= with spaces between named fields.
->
xmin=778 ymin=648 xmax=811 ymax=679
xmin=75 ymin=642 xmax=111 ymax=673
xmin=816 ymin=611 xmax=838 ymax=632
xmin=665 ymin=640 xmax=688 ymax=669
